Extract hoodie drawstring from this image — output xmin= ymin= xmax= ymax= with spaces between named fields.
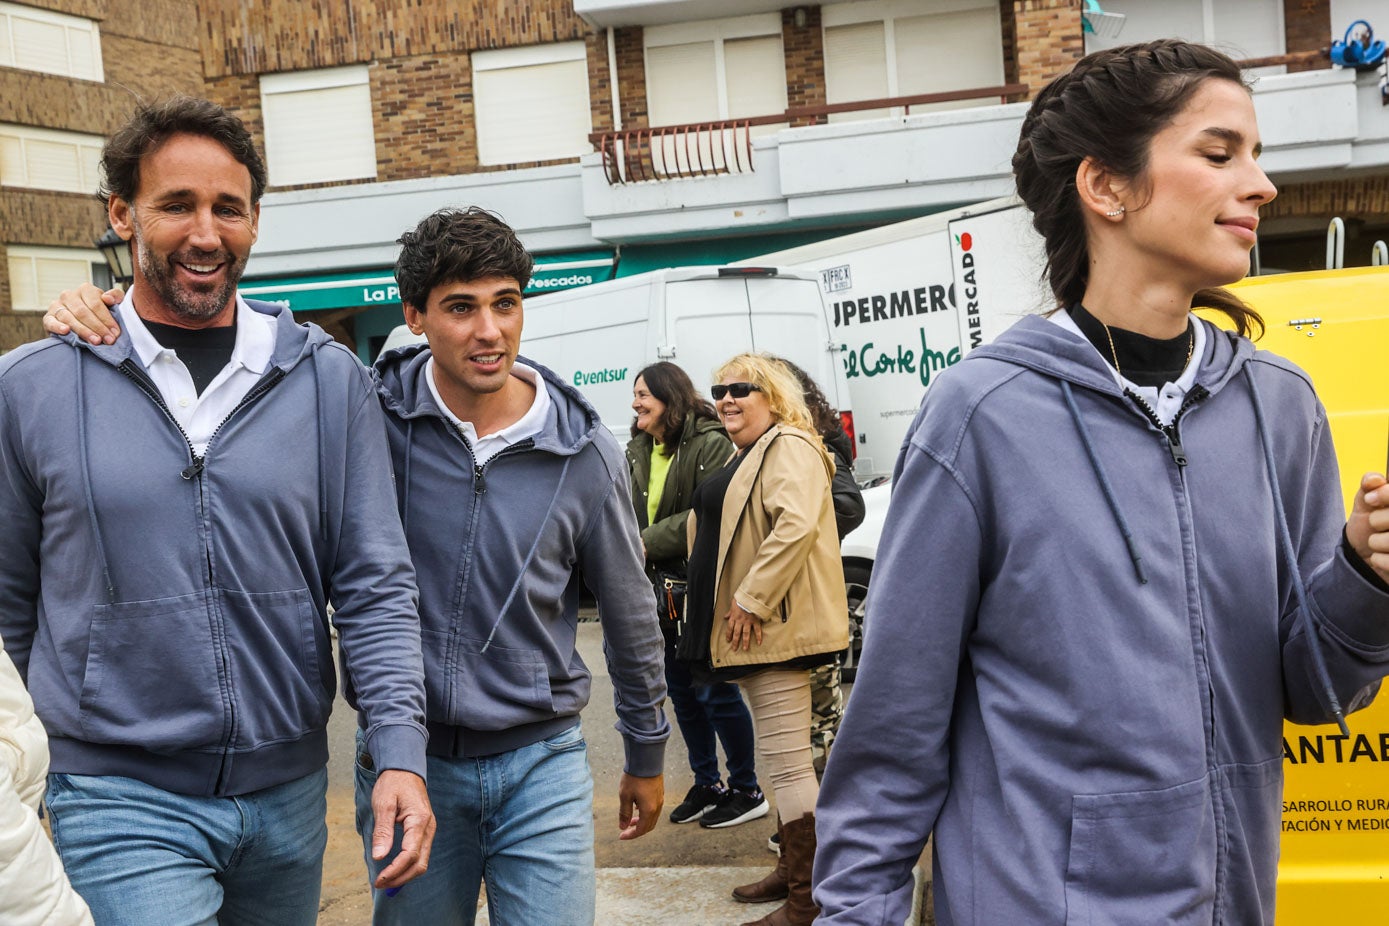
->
xmin=1245 ymin=367 xmax=1349 ymax=737
xmin=312 ymin=350 xmax=329 ymax=541
xmin=480 ymin=455 xmax=574 ymax=653
xmin=1060 ymin=380 xmax=1148 ymax=584
xmin=75 ymin=351 xmax=117 ymax=602
xmin=401 ymin=420 xmax=415 ymax=536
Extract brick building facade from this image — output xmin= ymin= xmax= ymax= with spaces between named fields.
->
xmin=1 ymin=0 xmax=1385 ymax=351
xmin=0 ymin=0 xmax=203 ymax=347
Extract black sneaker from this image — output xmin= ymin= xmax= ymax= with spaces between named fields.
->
xmin=768 ymin=829 xmax=781 ymax=854
xmin=699 ymin=788 xmax=770 ymax=829
xmin=669 ymin=783 xmax=725 ymax=824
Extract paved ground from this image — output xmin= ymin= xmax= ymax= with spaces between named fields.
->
xmin=316 ymin=620 xmax=782 ymax=925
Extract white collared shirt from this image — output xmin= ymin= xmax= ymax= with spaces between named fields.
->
xmin=121 ymin=288 xmax=277 ymax=456
xmin=1047 ymin=309 xmax=1205 ymax=426
xmin=425 ymin=358 xmax=550 ymax=465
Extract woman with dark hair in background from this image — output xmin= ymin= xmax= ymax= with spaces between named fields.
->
xmin=814 ymin=40 xmax=1389 ymax=925
xmin=683 ymin=352 xmax=848 ymax=926
xmin=626 ymin=362 xmax=766 ymax=830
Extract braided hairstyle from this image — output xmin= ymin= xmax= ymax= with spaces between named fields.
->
xmin=1012 ymin=39 xmax=1264 ymax=337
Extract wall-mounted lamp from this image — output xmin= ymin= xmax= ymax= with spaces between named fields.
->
xmin=95 ymin=226 xmax=133 ymax=286
xmin=793 ymin=7 xmax=808 ymax=29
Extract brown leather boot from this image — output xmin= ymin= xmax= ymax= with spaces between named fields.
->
xmin=739 ymin=812 xmax=819 ymax=926
xmin=732 ymin=817 xmax=788 ymax=903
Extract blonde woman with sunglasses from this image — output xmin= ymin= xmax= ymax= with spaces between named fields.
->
xmin=680 ymin=353 xmax=848 ymax=926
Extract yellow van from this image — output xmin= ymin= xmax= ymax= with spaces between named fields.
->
xmin=1222 ymin=266 xmax=1389 ymax=922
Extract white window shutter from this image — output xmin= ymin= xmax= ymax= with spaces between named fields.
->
xmin=895 ymin=9 xmax=1004 ymax=113
xmin=0 ymin=133 xmax=23 ymax=185
xmin=0 ymin=15 xmax=12 ymax=68
xmin=262 ymin=76 xmax=376 ymax=187
xmin=646 ymin=41 xmax=719 ymax=127
xmin=24 ymin=138 xmax=82 ymax=191
xmin=724 ymin=34 xmax=787 ymax=127
xmin=64 ymin=22 xmax=100 ymax=81
xmin=824 ymin=22 xmax=890 ymax=123
xmin=12 ymin=16 xmax=68 ymax=75
xmin=5 ymin=254 xmax=39 ymax=311
xmin=34 ymin=256 xmax=91 ymax=301
xmin=474 ymin=58 xmax=593 ymax=166
xmin=79 ymin=142 xmax=101 ymax=193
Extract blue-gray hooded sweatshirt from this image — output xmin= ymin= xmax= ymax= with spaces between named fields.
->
xmin=0 ymin=302 xmax=428 ymax=797
xmin=814 ymin=315 xmax=1389 ymax=925
xmin=373 ymin=346 xmax=668 ymax=776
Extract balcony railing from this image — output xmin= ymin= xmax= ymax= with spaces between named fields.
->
xmin=590 ymin=84 xmax=1027 ymax=185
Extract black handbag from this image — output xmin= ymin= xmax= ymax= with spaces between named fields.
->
xmin=656 ymin=571 xmax=688 ymax=624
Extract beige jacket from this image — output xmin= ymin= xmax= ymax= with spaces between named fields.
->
xmin=689 ymin=424 xmax=850 ymax=669
xmin=0 ymin=637 xmax=93 ymax=926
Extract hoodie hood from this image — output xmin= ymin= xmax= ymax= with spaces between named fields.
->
xmin=968 ymin=313 xmax=1256 ymax=400
xmin=373 ymin=343 xmax=603 ymax=458
xmin=66 ymin=298 xmax=329 ymax=373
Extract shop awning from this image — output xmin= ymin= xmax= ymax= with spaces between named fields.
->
xmin=238 ymin=250 xmax=615 ymax=312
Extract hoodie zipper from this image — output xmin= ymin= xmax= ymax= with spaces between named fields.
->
xmin=1125 ymin=382 xmax=1224 ymax=773
xmin=439 ymin=423 xmax=537 ymax=716
xmin=118 ymin=358 xmax=289 ymax=789
xmin=1123 ymin=384 xmax=1210 ymax=467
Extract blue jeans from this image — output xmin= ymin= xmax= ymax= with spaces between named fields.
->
xmin=45 ymin=769 xmax=328 ymax=926
xmin=354 ymin=722 xmax=596 ymax=926
xmin=665 ymin=638 xmax=759 ymax=792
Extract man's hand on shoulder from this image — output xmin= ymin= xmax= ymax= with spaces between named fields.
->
xmin=618 ymin=772 xmax=664 ymax=841
xmin=44 ymin=284 xmax=123 ymax=345
xmin=370 ymin=769 xmax=437 ymax=889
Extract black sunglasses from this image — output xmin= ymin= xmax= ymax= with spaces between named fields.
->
xmin=711 ymin=382 xmax=762 ymax=400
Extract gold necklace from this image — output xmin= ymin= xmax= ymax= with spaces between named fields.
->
xmin=1101 ymin=322 xmax=1194 ymax=378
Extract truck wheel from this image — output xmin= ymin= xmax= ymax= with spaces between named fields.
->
xmin=842 ymin=562 xmax=871 ymax=682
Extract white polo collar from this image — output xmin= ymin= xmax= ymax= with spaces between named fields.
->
xmin=121 ymin=287 xmax=274 ymax=375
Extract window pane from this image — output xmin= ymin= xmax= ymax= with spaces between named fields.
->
xmin=474 ymin=58 xmax=593 ymax=166
xmin=646 ymin=41 xmax=719 ymax=126
xmin=824 ymin=21 xmax=889 ymax=123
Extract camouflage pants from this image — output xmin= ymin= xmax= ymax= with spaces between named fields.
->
xmin=810 ymin=661 xmax=843 ymax=776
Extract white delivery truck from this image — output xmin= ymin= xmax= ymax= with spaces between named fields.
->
xmin=752 ymin=197 xmax=1051 ymax=478
xmin=380 ymin=265 xmax=853 ymax=446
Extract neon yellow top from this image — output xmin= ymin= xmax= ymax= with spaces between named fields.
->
xmin=647 ymin=443 xmax=673 ymax=525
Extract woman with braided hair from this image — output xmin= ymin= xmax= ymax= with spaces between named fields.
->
xmin=813 ymin=40 xmax=1389 ymax=925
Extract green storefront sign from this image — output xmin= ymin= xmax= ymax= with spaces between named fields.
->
xmin=238 ymin=250 xmax=615 ymax=312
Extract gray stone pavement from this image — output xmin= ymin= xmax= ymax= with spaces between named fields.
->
xmin=318 ymin=619 xmax=805 ymax=925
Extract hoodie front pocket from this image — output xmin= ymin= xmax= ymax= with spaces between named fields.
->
xmin=219 ymin=587 xmax=331 ymax=746
xmin=79 ymin=590 xmax=224 ymax=750
xmin=448 ymin=637 xmax=551 ymax=732
xmin=1064 ymin=776 xmax=1217 ymax=925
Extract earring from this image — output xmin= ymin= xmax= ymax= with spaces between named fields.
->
xmin=1106 ymin=206 xmax=1126 ymax=217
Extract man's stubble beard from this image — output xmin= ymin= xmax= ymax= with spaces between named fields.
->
xmin=132 ymin=216 xmax=244 ymax=322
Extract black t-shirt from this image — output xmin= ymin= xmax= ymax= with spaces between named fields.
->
xmin=680 ymin=447 xmax=750 ymax=664
xmin=142 ymin=318 xmax=238 ymax=396
xmin=1069 ymin=303 xmax=1193 ymax=388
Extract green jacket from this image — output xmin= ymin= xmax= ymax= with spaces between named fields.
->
xmin=626 ymin=414 xmax=733 ymax=572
